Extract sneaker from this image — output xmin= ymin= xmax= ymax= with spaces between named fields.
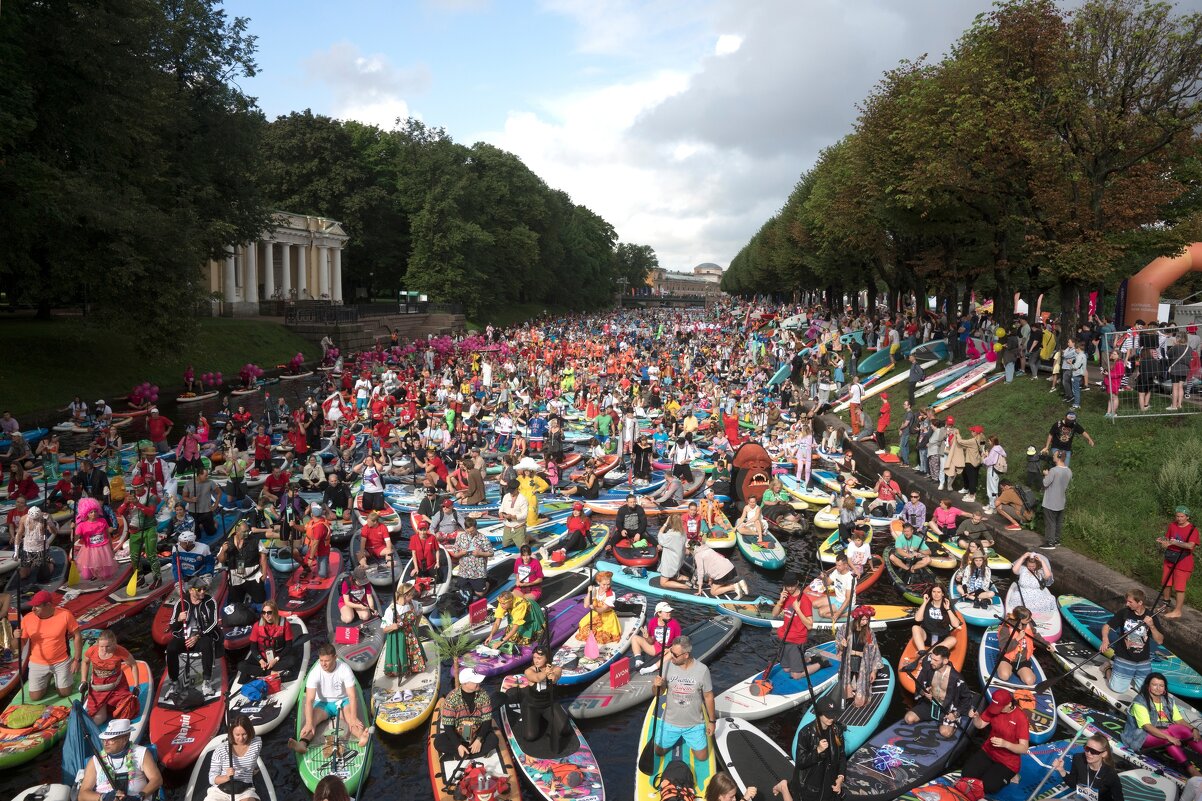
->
xmin=984 ymin=506 xmax=995 ymax=515
xmin=736 ymin=579 xmax=750 ymax=598
xmin=639 ymin=659 xmax=663 ymax=675
xmin=1039 ymin=544 xmax=1058 ymax=551
xmin=201 ymin=680 xmax=217 ymax=696
xmin=1005 ymin=524 xmax=1022 ymax=531
xmin=633 ymin=656 xmax=645 ymax=669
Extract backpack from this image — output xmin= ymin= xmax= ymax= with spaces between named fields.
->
xmin=1016 ymin=484 xmax=1039 ymax=512
xmin=994 ymin=450 xmax=1008 ymax=473
xmin=222 ymin=602 xmax=256 ymax=627
xmin=657 ymin=760 xmax=697 ymax=801
xmin=239 ymin=679 xmax=269 ymax=701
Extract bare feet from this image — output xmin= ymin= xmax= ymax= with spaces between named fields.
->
xmin=1165 ymin=610 xmax=1183 ymax=619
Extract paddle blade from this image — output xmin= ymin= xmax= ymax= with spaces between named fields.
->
xmin=637 ymin=734 xmax=656 ymax=775
xmin=125 ymin=569 xmax=139 ymax=597
xmin=66 ymin=561 xmax=81 ymax=588
xmin=584 ymin=632 xmax=600 ymax=660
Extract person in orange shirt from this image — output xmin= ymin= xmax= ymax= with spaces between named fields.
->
xmin=17 ymin=590 xmax=82 ymax=701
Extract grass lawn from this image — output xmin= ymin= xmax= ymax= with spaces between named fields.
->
xmin=466 ymin=302 xmax=574 ymax=331
xmin=0 ymin=316 xmax=316 ymax=419
xmin=844 ymin=365 xmax=1202 ymax=609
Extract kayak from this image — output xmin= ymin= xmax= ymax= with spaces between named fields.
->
xmin=735 ymin=528 xmax=786 ymax=570
xmin=371 ymin=620 xmax=440 ymax=735
xmin=1058 ymin=593 xmax=1202 ymax=698
xmin=1056 ymin=702 xmax=1194 ymax=788
xmin=325 ymin=574 xmax=385 ymax=672
xmin=228 ymin=618 xmax=311 ymax=735
xmin=841 ymin=717 xmax=971 ymax=801
xmin=601 ymin=560 xmax=758 ymax=608
xmin=715 ymin=599 xmax=912 ymax=631
xmin=715 ymin=640 xmax=839 ymax=720
xmin=500 ymin=674 xmax=607 ymax=801
xmin=948 ymin=568 xmax=1004 ymax=627
xmin=184 ymin=734 xmax=278 ymax=801
xmin=569 ymin=617 xmax=742 ymax=720
xmin=149 ymin=651 xmax=228 ymax=771
xmin=633 ymin=685 xmax=716 ymax=801
xmin=281 ymin=551 xmax=343 ymax=619
xmin=425 ymin=703 xmax=521 ymax=801
xmin=794 ymin=659 xmax=895 ymax=754
xmin=551 ymin=594 xmax=647 ymax=686
xmin=897 ymin=610 xmax=966 ymax=695
xmin=296 ymin=659 xmax=372 ymax=794
xmin=458 ymin=592 xmax=589 ymax=678
xmin=1003 ymin=581 xmax=1062 ymax=642
xmin=151 ymin=571 xmax=229 ymax=646
xmin=977 ymin=628 xmax=1056 ymax=743
xmin=0 ymin=428 xmax=48 ymax=450
xmin=714 ymin=717 xmax=794 ymax=798
xmin=884 ymin=548 xmax=937 ymax=605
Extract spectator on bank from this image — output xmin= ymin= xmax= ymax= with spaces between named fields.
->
xmin=1158 ymin=506 xmax=1199 ymax=620
xmin=1040 ymin=450 xmax=1071 ymax=551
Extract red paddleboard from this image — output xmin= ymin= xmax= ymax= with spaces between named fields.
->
xmin=149 ymin=656 xmax=228 ymax=771
xmin=67 ymin=565 xmax=176 ymax=630
xmin=152 ymin=572 xmax=229 ymax=646
xmin=281 ymin=550 xmax=342 ymax=620
xmin=612 ymin=537 xmax=658 ymax=568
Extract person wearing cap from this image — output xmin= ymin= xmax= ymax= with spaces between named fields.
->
xmin=836 ymin=606 xmax=882 ymax=709
xmin=435 ymin=666 xmax=498 ymax=759
xmin=429 ymin=497 xmax=465 ymax=539
xmin=290 ymin=643 xmax=371 ymax=754
xmin=963 ymin=688 xmax=1029 ymax=793
xmin=651 ymin=633 xmax=716 ymax=761
xmin=629 ymin=602 xmax=681 ymax=672
xmin=1042 ymin=410 xmax=1094 ymax=468
xmin=81 ymin=628 xmax=140 ymax=726
xmin=16 ymin=589 xmax=82 ymax=701
xmin=1158 ymin=505 xmax=1198 ymax=619
xmin=167 ymin=575 xmax=221 ymax=694
xmin=449 ymin=517 xmax=493 ymax=602
xmin=337 ymin=567 xmax=378 ymax=624
xmin=116 ymin=476 xmax=162 ymax=589
xmin=775 ymin=693 xmax=845 ymax=801
xmin=300 ymin=503 xmax=331 ymax=578
xmin=78 ymin=715 xmax=163 ymax=801
xmin=146 ymin=407 xmax=173 ymax=455
xmin=408 ymin=517 xmax=441 ymax=582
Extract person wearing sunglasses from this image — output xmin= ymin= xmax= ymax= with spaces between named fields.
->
xmin=1051 ymin=734 xmax=1124 ymax=801
xmin=237 ymin=600 xmax=298 ymax=680
xmin=650 ymin=635 xmax=715 ymax=762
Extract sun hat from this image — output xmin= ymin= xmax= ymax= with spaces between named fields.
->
xmin=100 ymin=719 xmax=133 ymax=740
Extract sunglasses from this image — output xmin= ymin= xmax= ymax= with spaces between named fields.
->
xmin=1083 ymin=745 xmax=1107 ymax=756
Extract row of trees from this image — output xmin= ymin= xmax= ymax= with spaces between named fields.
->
xmin=722 ymin=0 xmax=1202 ymax=335
xmin=0 ymin=1 xmax=655 ymax=354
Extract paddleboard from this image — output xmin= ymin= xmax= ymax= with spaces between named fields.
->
xmin=228 ymin=618 xmax=311 ymax=735
xmin=793 ymin=659 xmax=895 ymax=754
xmin=633 ymin=685 xmax=716 ymax=801
xmin=977 ymin=628 xmax=1056 ymax=743
xmin=937 ymin=362 xmax=996 ymax=399
xmin=841 ymin=718 xmax=970 ymax=801
xmin=897 ymin=610 xmax=967 ymax=695
xmin=1004 ymin=581 xmax=1062 ymax=642
xmin=295 ymin=659 xmax=371 ymax=794
xmin=552 ymin=594 xmax=647 ymax=686
xmin=736 ymin=528 xmax=786 ymax=570
xmin=948 ymin=568 xmax=1004 ymax=627
xmin=715 ymin=640 xmax=839 ymax=720
xmin=424 ymin=703 xmax=521 ymax=801
xmin=371 ymin=619 xmax=439 ymax=735
xmin=1056 ymin=701 xmax=1192 ymax=788
xmin=715 ymin=717 xmax=794 ymax=798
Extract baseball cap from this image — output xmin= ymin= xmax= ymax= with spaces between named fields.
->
xmin=1066 ymin=411 xmax=1077 ymax=419
xmin=442 ymin=499 xmax=454 ymax=508
xmin=813 ymin=696 xmax=840 ymax=719
xmin=572 ymin=502 xmax=584 ymax=511
xmin=416 ymin=519 xmax=430 ymax=530
xmin=310 ymin=502 xmax=323 ymax=514
xmin=986 ymin=688 xmax=1013 ymax=714
xmin=458 ymin=667 xmax=486 ymax=685
xmin=188 ymin=576 xmax=209 ymax=590
xmin=945 ymin=416 xmax=955 ymax=425
xmin=654 ymin=602 xmax=674 ymax=614
xmin=30 ymin=590 xmax=54 ymax=607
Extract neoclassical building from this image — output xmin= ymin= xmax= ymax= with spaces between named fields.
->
xmin=205 ymin=211 xmax=348 ymax=315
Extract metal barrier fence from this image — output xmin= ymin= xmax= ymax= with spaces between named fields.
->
xmin=1101 ymin=324 xmax=1200 ymax=419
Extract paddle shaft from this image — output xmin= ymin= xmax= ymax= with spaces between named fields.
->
xmin=1023 ymin=720 xmax=1092 ymax=801
xmin=1037 ymin=603 xmax=1167 ymax=693
xmin=637 ymin=620 xmax=673 ymax=776
xmin=935 ymin=637 xmax=1021 ymax=776
xmin=77 ymin=700 xmax=122 ymax=788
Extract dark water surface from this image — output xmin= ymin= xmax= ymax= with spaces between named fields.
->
xmin=5 ymin=381 xmax=1094 ymax=800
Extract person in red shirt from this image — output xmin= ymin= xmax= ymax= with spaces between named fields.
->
xmin=874 ymin=394 xmax=891 ymax=452
xmin=5 ymin=496 xmax=29 ymax=534
xmin=373 ymin=419 xmax=393 ymax=453
xmin=288 ymin=423 xmax=309 ymax=458
xmin=81 ymin=629 xmax=139 ymax=725
xmin=964 ymin=688 xmax=1029 ymax=793
xmin=253 ymin=430 xmax=272 ymax=471
xmin=48 ymin=471 xmax=76 ymax=509
xmin=1158 ymin=505 xmax=1199 ymax=619
xmin=6 ymin=465 xmax=39 ymax=502
xmin=145 ymin=408 xmax=173 ymax=454
xmin=301 ymin=504 xmax=331 ymax=578
xmin=427 ymin=451 xmax=449 ymax=485
xmin=357 ymin=511 xmax=394 ymax=573
xmin=262 ymin=465 xmax=290 ymax=506
xmin=681 ymin=503 xmax=704 ymax=547
xmin=771 ymin=573 xmax=829 ymax=680
xmin=408 ymin=519 xmax=441 ymax=580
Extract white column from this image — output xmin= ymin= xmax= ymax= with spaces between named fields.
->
xmin=332 ymin=246 xmax=343 ymax=302
xmin=296 ymin=244 xmax=308 ymax=299
xmin=316 ymin=245 xmax=329 ymax=299
xmin=223 ymin=249 xmax=236 ymax=302
xmin=244 ymin=243 xmax=259 ymax=303
xmin=263 ymin=241 xmax=275 ymax=300
xmin=281 ymin=243 xmax=292 ymax=298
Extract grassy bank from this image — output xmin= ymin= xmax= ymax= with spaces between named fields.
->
xmin=847 ymin=367 xmax=1202 ymax=609
xmin=466 ymin=302 xmax=575 ymax=331
xmin=0 ymin=317 xmax=316 ymax=419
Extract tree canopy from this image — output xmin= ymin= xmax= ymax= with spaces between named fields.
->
xmin=722 ymin=0 xmax=1202 ymax=331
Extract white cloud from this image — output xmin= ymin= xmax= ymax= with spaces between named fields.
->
xmin=714 ymin=33 xmax=742 ymax=56
xmin=303 ymin=42 xmax=430 ymax=130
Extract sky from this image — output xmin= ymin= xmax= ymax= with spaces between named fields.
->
xmin=235 ymin=0 xmax=1005 ymax=272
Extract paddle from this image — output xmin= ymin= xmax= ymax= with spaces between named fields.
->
xmin=751 ymin=579 xmax=806 ymax=697
xmin=76 ymin=700 xmax=122 ymax=790
xmin=1023 ymin=719 xmax=1092 ymax=801
xmin=224 ymin=685 xmax=236 ymax=800
xmin=1034 ymin=602 xmax=1167 ymax=694
xmin=636 ymin=620 xmax=672 ymax=775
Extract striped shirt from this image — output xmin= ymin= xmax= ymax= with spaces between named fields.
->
xmin=208 ymin=737 xmax=262 ymax=785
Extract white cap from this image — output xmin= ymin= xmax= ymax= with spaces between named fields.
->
xmin=458 ymin=667 xmax=486 ymax=685
xmin=100 ymin=719 xmax=133 ymax=739
xmin=96 ymin=399 xmax=105 ymax=405
xmin=150 ymin=407 xmax=159 ymax=413
xmin=654 ymin=602 xmax=674 ymax=614
xmin=310 ymin=502 xmax=323 ymax=514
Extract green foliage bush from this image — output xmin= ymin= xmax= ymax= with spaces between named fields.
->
xmin=1155 ymin=437 xmax=1202 ymax=516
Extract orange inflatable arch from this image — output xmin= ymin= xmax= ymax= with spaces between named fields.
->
xmin=1124 ymin=242 xmax=1202 ymax=326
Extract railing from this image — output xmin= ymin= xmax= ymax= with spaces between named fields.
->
xmin=285 ymin=301 xmax=359 ymax=325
